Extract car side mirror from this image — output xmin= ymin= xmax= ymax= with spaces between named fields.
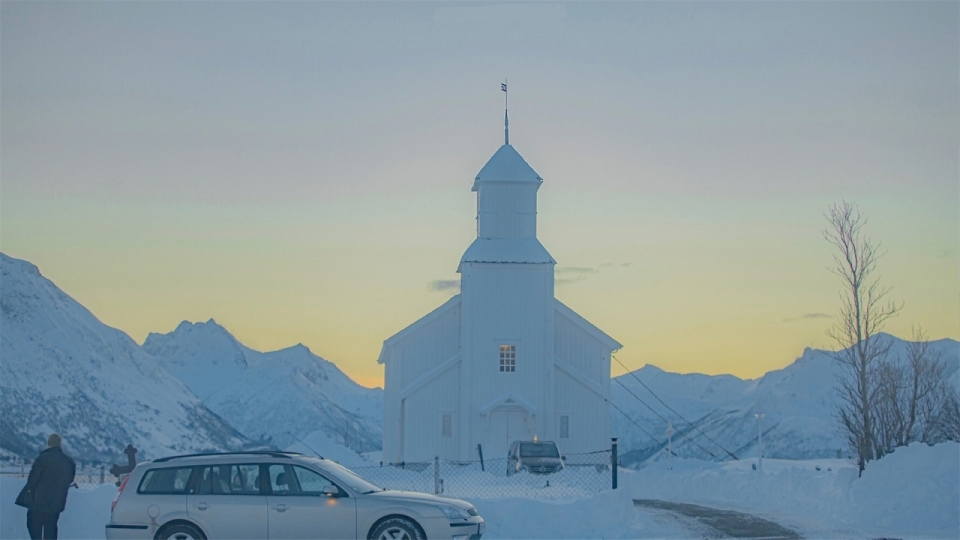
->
xmin=322 ymin=485 xmax=341 ymax=497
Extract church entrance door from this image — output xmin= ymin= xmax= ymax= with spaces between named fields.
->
xmin=489 ymin=409 xmax=529 ymax=459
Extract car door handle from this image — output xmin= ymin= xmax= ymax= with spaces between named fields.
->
xmin=273 ymin=504 xmax=288 ymax=513
xmin=197 ymin=503 xmax=208 ymax=511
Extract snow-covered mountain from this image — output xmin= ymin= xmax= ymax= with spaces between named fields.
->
xmin=143 ymin=320 xmax=382 ymax=453
xmin=0 ymin=254 xmax=255 ymax=463
xmin=612 ymin=335 xmax=959 ymax=465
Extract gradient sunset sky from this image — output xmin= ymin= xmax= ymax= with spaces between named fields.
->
xmin=2 ymin=2 xmax=957 ymax=388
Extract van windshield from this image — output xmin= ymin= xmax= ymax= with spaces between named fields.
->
xmin=519 ymin=443 xmax=560 ymax=458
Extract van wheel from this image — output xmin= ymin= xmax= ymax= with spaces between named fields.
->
xmin=371 ymin=517 xmax=424 ymax=540
xmin=156 ymin=522 xmax=205 ymax=540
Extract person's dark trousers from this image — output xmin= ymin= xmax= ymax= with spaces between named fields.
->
xmin=26 ymin=509 xmax=60 ymax=540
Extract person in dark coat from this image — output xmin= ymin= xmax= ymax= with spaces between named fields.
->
xmin=17 ymin=433 xmax=76 ymax=540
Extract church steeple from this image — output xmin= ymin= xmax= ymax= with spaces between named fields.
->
xmin=458 ymin=106 xmax=554 ymax=268
xmin=502 ymin=79 xmax=509 ymax=145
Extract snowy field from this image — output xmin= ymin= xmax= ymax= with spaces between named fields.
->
xmin=629 ymin=441 xmax=960 ymax=539
xmin=2 ymin=442 xmax=956 ymax=539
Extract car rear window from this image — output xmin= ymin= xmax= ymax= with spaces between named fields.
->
xmin=519 ymin=443 xmax=560 ymax=458
xmin=138 ymin=467 xmax=194 ymax=494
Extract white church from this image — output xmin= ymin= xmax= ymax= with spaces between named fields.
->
xmin=378 ymin=112 xmax=621 ymax=463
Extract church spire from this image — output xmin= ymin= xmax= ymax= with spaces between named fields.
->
xmin=505 ymin=109 xmax=509 ymax=145
xmin=501 ymin=80 xmax=509 ymax=145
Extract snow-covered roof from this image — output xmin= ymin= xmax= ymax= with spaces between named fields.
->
xmin=458 ymin=238 xmax=556 ymax=270
xmin=555 ymin=299 xmax=622 ymax=351
xmin=377 ymin=294 xmax=461 ymax=364
xmin=472 ymin=144 xmax=542 ymax=191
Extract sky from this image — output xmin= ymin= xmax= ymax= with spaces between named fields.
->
xmin=2 ymin=2 xmax=957 ymax=388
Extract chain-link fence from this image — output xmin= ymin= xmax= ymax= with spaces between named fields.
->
xmin=1 ymin=467 xmax=115 ymax=490
xmin=352 ymin=449 xmax=614 ymax=499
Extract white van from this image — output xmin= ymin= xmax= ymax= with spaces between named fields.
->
xmin=506 ymin=441 xmax=564 ymax=476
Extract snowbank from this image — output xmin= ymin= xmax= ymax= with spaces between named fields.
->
xmin=628 ymin=441 xmax=959 ymax=538
xmin=852 ymin=441 xmax=960 ymax=534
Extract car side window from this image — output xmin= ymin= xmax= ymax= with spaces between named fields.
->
xmin=195 ymin=465 xmax=262 ymax=495
xmin=138 ymin=467 xmax=193 ymax=494
xmin=292 ymin=466 xmax=338 ymax=496
xmin=267 ymin=464 xmax=301 ymax=496
xmin=231 ymin=464 xmax=261 ymax=495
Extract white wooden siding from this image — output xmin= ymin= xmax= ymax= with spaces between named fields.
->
xmin=398 ymin=303 xmax=461 ymax=389
xmin=477 ymin=183 xmax=538 ymax=239
xmin=459 ymin=262 xmax=555 ymax=456
xmin=555 ymin=369 xmax=610 ymax=453
xmin=555 ymin=309 xmax=606 ymax=382
xmin=401 ymin=364 xmax=460 ymax=462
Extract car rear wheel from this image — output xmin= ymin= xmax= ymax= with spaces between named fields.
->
xmin=156 ymin=522 xmax=205 ymax=540
xmin=371 ymin=517 xmax=424 ymax=540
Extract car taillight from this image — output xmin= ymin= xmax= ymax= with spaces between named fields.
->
xmin=111 ymin=474 xmax=130 ymax=513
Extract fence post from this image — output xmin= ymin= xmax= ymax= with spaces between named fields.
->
xmin=477 ymin=444 xmax=485 ymax=472
xmin=434 ymin=456 xmax=440 ymax=494
xmin=100 ymin=465 xmax=105 ymax=484
xmin=611 ymin=438 xmax=618 ymax=490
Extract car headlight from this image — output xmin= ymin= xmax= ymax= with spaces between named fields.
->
xmin=437 ymin=504 xmax=469 ymax=519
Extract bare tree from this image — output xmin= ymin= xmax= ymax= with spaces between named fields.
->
xmin=936 ymin=390 xmax=960 ymax=442
xmin=873 ymin=327 xmax=948 ymax=457
xmin=823 ymin=201 xmax=902 ymax=475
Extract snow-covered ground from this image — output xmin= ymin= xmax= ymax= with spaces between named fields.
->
xmin=3 ymin=442 xmax=955 ymax=539
xmin=1 ymin=479 xmax=116 ymax=540
xmin=629 ymin=441 xmax=959 ymax=539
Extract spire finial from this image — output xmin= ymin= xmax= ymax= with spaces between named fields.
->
xmin=501 ymin=79 xmax=509 ymax=145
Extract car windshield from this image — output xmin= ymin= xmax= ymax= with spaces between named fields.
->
xmin=519 ymin=443 xmax=560 ymax=458
xmin=315 ymin=460 xmax=384 ymax=494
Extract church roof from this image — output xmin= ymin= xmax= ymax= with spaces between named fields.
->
xmin=555 ymin=299 xmax=622 ymax=351
xmin=377 ymin=294 xmax=461 ymax=364
xmin=458 ymin=238 xmax=556 ymax=270
xmin=472 ymin=144 xmax=542 ymax=192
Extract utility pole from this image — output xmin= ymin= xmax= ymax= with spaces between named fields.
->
xmin=666 ymin=421 xmax=674 ymax=471
xmin=754 ymin=413 xmax=765 ymax=472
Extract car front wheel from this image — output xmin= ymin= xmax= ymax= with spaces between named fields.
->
xmin=371 ymin=517 xmax=424 ymax=540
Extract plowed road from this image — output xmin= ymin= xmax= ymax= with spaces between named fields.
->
xmin=634 ymin=499 xmax=801 ymax=539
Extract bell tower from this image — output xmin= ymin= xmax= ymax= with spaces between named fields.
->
xmin=457 ymin=112 xmax=558 ymax=459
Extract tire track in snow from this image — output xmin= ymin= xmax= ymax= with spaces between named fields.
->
xmin=634 ymin=499 xmax=801 ymax=539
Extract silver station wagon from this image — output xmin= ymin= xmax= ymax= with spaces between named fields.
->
xmin=105 ymin=451 xmax=484 ymax=540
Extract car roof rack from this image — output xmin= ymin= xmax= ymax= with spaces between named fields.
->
xmin=152 ymin=451 xmax=316 ymax=463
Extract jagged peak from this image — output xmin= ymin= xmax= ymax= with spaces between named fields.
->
xmin=0 ymin=252 xmax=41 ymax=277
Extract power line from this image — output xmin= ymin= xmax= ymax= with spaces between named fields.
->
xmin=612 ymin=376 xmax=719 ymax=460
xmin=606 ymin=398 xmax=678 ymax=457
xmin=612 ymin=354 xmax=740 ymax=461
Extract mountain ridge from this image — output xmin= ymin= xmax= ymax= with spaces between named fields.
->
xmin=612 ymin=334 xmax=959 ymax=464
xmin=0 ymin=253 xmax=256 ymax=462
xmin=143 ymin=318 xmax=383 ymax=453
xmin=4 ymin=251 xmax=955 ymax=467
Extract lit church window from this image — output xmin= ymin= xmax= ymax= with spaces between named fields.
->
xmin=499 ymin=345 xmax=516 ymax=372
